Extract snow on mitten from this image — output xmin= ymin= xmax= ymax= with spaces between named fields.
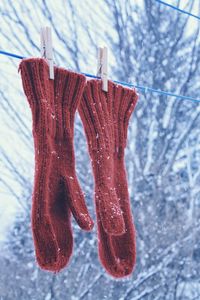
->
xmin=79 ymin=80 xmax=126 ymax=236
xmin=46 ymin=64 xmax=94 ymax=271
xmin=79 ymin=79 xmax=138 ymax=277
xmin=19 ymin=58 xmax=94 ymax=272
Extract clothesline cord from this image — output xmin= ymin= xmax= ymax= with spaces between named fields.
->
xmin=1 ymin=50 xmax=200 ymax=103
xmin=155 ymin=0 xmax=200 ymax=21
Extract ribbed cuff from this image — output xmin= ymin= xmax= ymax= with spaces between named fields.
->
xmin=20 ymin=59 xmax=86 ymax=138
xmin=79 ymin=79 xmax=113 ymax=151
xmin=54 ymin=68 xmax=86 ymax=135
xmin=79 ymin=79 xmax=138 ymax=151
xmin=19 ymin=58 xmax=51 ymax=109
xmin=108 ymin=81 xmax=138 ymax=148
xmin=19 ymin=58 xmax=55 ymax=136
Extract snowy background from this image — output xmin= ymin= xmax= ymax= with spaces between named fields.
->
xmin=1 ymin=0 xmax=200 ymax=299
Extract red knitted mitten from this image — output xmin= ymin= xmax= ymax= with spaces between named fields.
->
xmin=79 ymin=80 xmax=126 ymax=236
xmin=19 ymin=58 xmax=93 ymax=272
xmin=79 ymin=79 xmax=138 ymax=278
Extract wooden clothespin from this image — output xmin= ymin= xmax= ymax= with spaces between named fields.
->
xmin=40 ymin=27 xmax=54 ymax=80
xmin=97 ymin=47 xmax=108 ymax=92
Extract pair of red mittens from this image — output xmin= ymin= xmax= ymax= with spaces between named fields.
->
xmin=19 ymin=58 xmax=138 ymax=278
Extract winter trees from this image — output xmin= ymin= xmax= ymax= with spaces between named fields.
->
xmin=0 ymin=0 xmax=200 ymax=299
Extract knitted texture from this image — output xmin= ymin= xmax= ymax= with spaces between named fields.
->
xmin=79 ymin=81 xmax=126 ymax=235
xmin=19 ymin=58 xmax=93 ymax=272
xmin=79 ymin=79 xmax=138 ymax=277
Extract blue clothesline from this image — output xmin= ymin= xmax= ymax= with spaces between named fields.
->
xmin=0 ymin=49 xmax=200 ymax=103
xmin=155 ymin=0 xmax=200 ymax=21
